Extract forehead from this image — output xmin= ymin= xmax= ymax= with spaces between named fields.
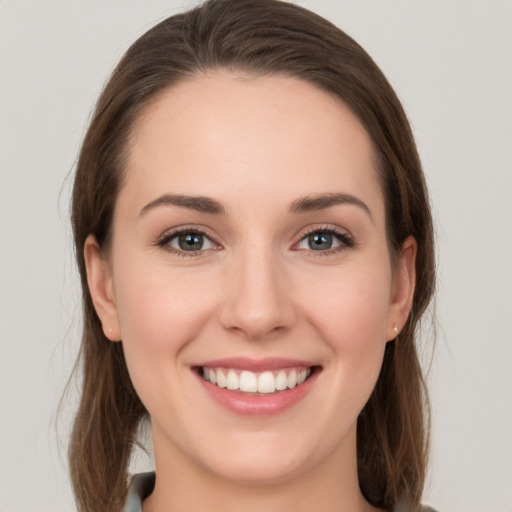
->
xmin=122 ymin=71 xmax=383 ymax=219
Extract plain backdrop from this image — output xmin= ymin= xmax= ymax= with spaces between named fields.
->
xmin=1 ymin=1 xmax=511 ymax=511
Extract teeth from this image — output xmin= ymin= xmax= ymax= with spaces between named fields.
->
xmin=275 ymin=370 xmax=287 ymax=391
xmin=257 ymin=371 xmax=275 ymax=393
xmin=287 ymin=369 xmax=297 ymax=389
xmin=216 ymin=369 xmax=227 ymax=388
xmin=201 ymin=367 xmax=312 ymax=394
xmin=226 ymin=369 xmax=239 ymax=390
xmin=239 ymin=371 xmax=258 ymax=392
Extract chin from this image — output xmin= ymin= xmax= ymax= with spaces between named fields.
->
xmin=189 ymin=430 xmax=324 ymax=486
xmin=203 ymin=452 xmax=310 ymax=486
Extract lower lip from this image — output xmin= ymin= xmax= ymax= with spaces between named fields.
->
xmin=195 ymin=369 xmax=319 ymax=416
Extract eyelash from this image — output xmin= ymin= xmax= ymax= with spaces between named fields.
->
xmin=293 ymin=225 xmax=356 ymax=256
xmin=156 ymin=225 xmax=355 ymax=258
xmin=156 ymin=226 xmax=220 ymax=258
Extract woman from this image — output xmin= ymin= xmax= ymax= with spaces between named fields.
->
xmin=69 ymin=0 xmax=436 ymax=511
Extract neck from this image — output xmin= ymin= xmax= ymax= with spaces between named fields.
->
xmin=143 ymin=423 xmax=380 ymax=512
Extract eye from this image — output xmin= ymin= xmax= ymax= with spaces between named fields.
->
xmin=295 ymin=228 xmax=354 ymax=252
xmin=159 ymin=229 xmax=218 ymax=254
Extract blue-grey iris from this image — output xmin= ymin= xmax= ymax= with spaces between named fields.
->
xmin=308 ymin=232 xmax=332 ymax=250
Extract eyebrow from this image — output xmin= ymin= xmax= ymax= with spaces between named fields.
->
xmin=289 ymin=193 xmax=373 ymax=220
xmin=139 ymin=192 xmax=372 ymax=220
xmin=139 ymin=194 xmax=227 ymax=216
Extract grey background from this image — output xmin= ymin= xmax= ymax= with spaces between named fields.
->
xmin=1 ymin=1 xmax=511 ymax=511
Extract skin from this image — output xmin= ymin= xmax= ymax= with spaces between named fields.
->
xmin=85 ymin=72 xmax=416 ymax=512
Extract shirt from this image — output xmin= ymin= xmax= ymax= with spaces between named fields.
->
xmin=123 ymin=472 xmax=438 ymax=512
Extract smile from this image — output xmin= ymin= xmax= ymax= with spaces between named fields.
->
xmin=193 ymin=358 xmax=321 ymax=415
xmin=201 ymin=367 xmax=313 ymax=394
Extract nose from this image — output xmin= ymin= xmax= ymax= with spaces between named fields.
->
xmin=219 ymin=245 xmax=296 ymax=341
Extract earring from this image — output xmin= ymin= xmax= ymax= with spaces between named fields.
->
xmin=393 ymin=324 xmax=398 ymax=335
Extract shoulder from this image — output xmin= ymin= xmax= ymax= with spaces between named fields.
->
xmin=123 ymin=472 xmax=156 ymax=512
xmin=394 ymin=502 xmax=439 ymax=512
xmin=123 ymin=474 xmax=439 ymax=512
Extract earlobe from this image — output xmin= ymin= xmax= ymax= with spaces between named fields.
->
xmin=387 ymin=236 xmax=417 ymax=340
xmin=84 ymin=235 xmax=121 ymax=342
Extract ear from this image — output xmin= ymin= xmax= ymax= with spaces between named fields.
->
xmin=84 ymin=234 xmax=121 ymax=342
xmin=386 ymin=236 xmax=417 ymax=341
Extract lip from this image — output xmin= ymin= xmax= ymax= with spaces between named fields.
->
xmin=193 ymin=358 xmax=321 ymax=416
xmin=195 ymin=357 xmax=317 ymax=372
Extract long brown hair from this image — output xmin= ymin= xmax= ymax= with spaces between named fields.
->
xmin=69 ymin=1 xmax=435 ymax=510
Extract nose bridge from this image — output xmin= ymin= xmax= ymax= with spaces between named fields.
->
xmin=220 ymin=239 xmax=295 ymax=340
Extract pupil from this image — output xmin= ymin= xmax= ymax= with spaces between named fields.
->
xmin=309 ymin=233 xmax=332 ymax=250
xmin=179 ymin=233 xmax=203 ymax=251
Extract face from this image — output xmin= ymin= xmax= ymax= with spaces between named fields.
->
xmin=86 ymin=72 xmax=415 ymax=485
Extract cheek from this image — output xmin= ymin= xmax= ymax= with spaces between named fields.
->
xmin=110 ymin=259 xmax=226 ymax=431
xmin=294 ymin=261 xmax=392 ymax=413
xmin=113 ymin=259 xmax=215 ymax=345
xmin=278 ymin=262 xmax=392 ymax=454
xmin=111 ymin=258 xmax=220 ymax=398
xmin=298 ymin=262 xmax=392 ymax=352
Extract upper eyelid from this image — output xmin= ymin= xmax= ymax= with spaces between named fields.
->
xmin=293 ymin=223 xmax=353 ymax=240
xmin=158 ymin=225 xmax=219 ymax=243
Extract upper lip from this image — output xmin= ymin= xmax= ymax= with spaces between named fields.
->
xmin=194 ymin=357 xmax=318 ymax=372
